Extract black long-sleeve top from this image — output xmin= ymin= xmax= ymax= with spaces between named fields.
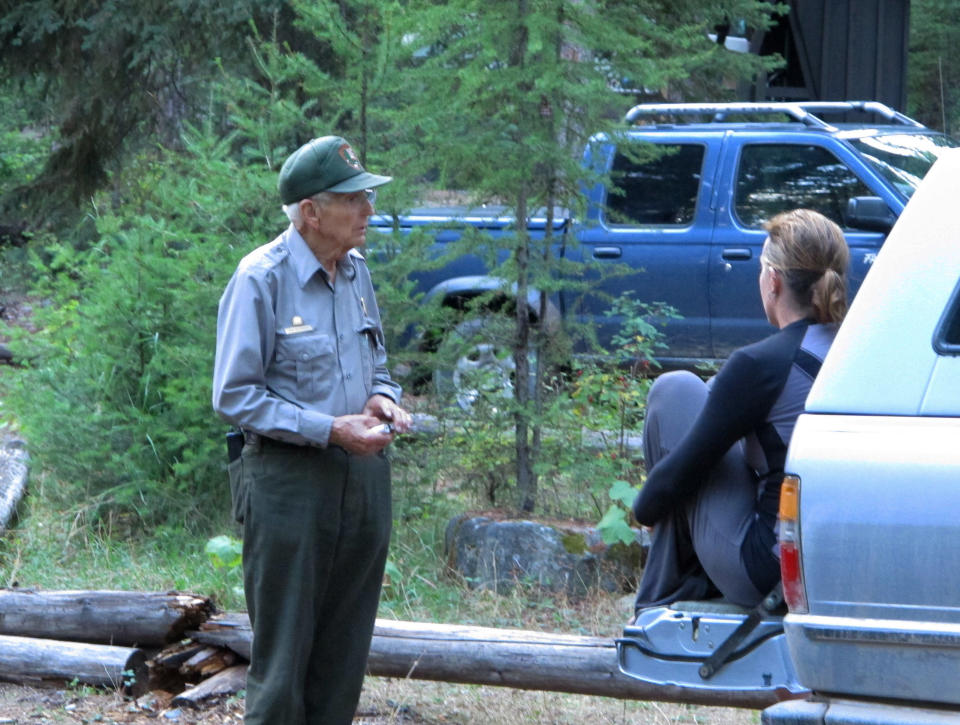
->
xmin=632 ymin=318 xmax=837 ymax=592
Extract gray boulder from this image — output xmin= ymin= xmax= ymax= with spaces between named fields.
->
xmin=444 ymin=513 xmax=650 ymax=599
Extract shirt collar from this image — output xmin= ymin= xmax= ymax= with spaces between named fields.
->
xmin=284 ymin=225 xmax=358 ymax=287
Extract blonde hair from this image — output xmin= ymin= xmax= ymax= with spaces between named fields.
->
xmin=763 ymin=209 xmax=850 ymax=324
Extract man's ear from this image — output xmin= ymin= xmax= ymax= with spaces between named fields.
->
xmin=300 ymin=198 xmax=319 ymax=226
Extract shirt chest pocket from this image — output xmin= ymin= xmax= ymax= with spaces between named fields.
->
xmin=275 ymin=332 xmax=336 ymax=400
xmin=358 ymin=317 xmax=385 ymax=384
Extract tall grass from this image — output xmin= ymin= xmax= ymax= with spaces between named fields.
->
xmin=0 ymin=428 xmax=631 ymax=631
xmin=0 ymin=467 xmax=245 ymax=610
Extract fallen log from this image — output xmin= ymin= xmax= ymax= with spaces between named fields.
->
xmin=0 ymin=633 xmax=148 ymax=694
xmin=0 ymin=589 xmax=215 ymax=647
xmin=366 ymin=620 xmax=781 ymax=709
xmin=190 ymin=615 xmax=781 ymax=709
xmin=178 ymin=646 xmax=236 ymax=679
xmin=190 ymin=612 xmax=251 ymax=659
xmin=172 ymin=664 xmax=247 ymax=708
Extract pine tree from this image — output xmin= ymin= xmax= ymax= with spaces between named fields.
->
xmin=397 ymin=0 xmax=780 ymax=510
xmin=0 ymin=0 xmax=301 ymax=221
xmin=909 ymin=0 xmax=960 ymax=134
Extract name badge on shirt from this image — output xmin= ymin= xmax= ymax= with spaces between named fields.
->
xmin=283 ymin=315 xmax=314 ymax=334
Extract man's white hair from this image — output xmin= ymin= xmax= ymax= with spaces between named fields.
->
xmin=283 ymin=191 xmax=335 ymax=226
xmin=282 ymin=202 xmax=302 ymax=225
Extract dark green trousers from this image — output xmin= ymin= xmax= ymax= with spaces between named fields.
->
xmin=238 ymin=441 xmax=391 ymax=725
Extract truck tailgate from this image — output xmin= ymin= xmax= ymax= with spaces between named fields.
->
xmin=783 ymin=413 xmax=960 ymax=705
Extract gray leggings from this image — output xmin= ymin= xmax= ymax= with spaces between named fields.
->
xmin=634 ymin=371 xmax=765 ymax=611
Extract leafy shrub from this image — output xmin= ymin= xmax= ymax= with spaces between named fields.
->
xmin=403 ymin=293 xmax=674 ymax=544
xmin=1 ymin=111 xmax=456 ymax=532
xmin=2 ymin=127 xmax=280 ymax=528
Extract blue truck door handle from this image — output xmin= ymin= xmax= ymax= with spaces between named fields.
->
xmin=593 ymin=246 xmax=622 ymax=259
xmin=721 ymin=248 xmax=753 ymax=261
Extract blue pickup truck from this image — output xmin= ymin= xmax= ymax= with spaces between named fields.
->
xmin=371 ymin=101 xmax=956 ymax=395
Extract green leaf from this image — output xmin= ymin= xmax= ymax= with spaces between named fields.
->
xmin=608 ymin=479 xmax=638 ymax=508
xmin=383 ymin=559 xmax=402 ymax=582
xmin=205 ymin=535 xmax=243 ymax=570
xmin=597 ymin=505 xmax=636 ymax=547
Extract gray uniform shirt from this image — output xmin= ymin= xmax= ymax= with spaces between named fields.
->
xmin=212 ymin=224 xmax=401 ymax=447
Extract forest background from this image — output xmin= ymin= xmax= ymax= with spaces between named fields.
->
xmin=0 ymin=0 xmax=956 ymax=642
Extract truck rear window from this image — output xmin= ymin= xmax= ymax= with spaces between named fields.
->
xmin=607 ymin=144 xmax=704 ymax=226
xmin=935 ymin=279 xmax=960 ymax=355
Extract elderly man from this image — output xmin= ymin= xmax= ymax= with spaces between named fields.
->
xmin=212 ymin=136 xmax=412 ymax=725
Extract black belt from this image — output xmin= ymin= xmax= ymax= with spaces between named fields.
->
xmin=241 ymin=431 xmax=352 ymax=458
xmin=242 ymin=430 xmax=305 ymax=451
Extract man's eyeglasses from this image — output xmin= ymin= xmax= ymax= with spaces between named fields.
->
xmin=313 ymin=189 xmax=377 ymax=211
xmin=344 ymin=189 xmax=376 ymax=207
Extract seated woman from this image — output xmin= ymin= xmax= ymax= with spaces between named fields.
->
xmin=632 ymin=208 xmax=849 ymax=614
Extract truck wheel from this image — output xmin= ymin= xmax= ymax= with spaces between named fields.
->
xmin=433 ymin=318 xmax=537 ymax=410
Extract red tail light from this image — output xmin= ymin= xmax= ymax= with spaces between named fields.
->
xmin=780 ymin=540 xmax=807 ymax=612
xmin=779 ymin=475 xmax=808 ymax=613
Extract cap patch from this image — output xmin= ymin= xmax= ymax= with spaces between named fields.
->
xmin=339 ymin=143 xmax=363 ymax=171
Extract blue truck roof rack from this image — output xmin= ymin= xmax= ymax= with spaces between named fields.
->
xmin=624 ymin=101 xmax=924 ymax=130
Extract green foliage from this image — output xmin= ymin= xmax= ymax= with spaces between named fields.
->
xmin=205 ymin=534 xmax=245 ymax=604
xmin=1 ymin=0 xmax=776 ymax=555
xmin=205 ymin=535 xmax=243 ymax=570
xmin=561 ymin=296 xmax=677 ymax=449
xmin=0 ymin=0 xmax=288 ymax=219
xmin=0 ymin=7 xmax=449 ymax=533
xmin=597 ymin=502 xmax=636 ymax=546
xmin=0 ymin=77 xmax=52 ymax=203
xmin=404 ymin=0 xmax=781 ymax=203
xmin=386 ymin=0 xmax=780 ymax=510
xmin=407 ymin=293 xmax=669 ymax=546
xmin=544 ymin=296 xmax=677 ymax=543
xmin=1 ymin=119 xmax=281 ymax=528
xmin=909 ymin=0 xmax=960 ymax=134
xmin=599 ymin=479 xmax=643 ymax=545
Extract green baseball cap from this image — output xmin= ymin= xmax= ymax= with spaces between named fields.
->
xmin=278 ymin=136 xmax=392 ymax=204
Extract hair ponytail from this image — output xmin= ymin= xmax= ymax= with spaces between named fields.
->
xmin=764 ymin=209 xmax=850 ymax=324
xmin=810 ymin=267 xmax=847 ymax=324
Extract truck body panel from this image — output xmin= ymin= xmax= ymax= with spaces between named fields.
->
xmin=767 ymin=149 xmax=960 ymax=722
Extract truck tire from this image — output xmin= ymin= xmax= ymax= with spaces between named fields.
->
xmin=432 ymin=317 xmax=537 ymax=410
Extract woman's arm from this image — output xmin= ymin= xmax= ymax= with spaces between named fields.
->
xmin=632 ymin=348 xmax=788 ymax=525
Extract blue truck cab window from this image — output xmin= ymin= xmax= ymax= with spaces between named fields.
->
xmin=735 ymin=144 xmax=872 ymax=228
xmin=607 ymin=144 xmax=704 ymax=226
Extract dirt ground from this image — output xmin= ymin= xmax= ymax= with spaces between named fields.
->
xmin=0 ymin=682 xmax=242 ymax=724
xmin=0 ymin=678 xmax=761 ymax=724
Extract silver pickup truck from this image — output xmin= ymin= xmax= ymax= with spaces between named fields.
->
xmin=618 ymin=149 xmax=960 ymax=723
